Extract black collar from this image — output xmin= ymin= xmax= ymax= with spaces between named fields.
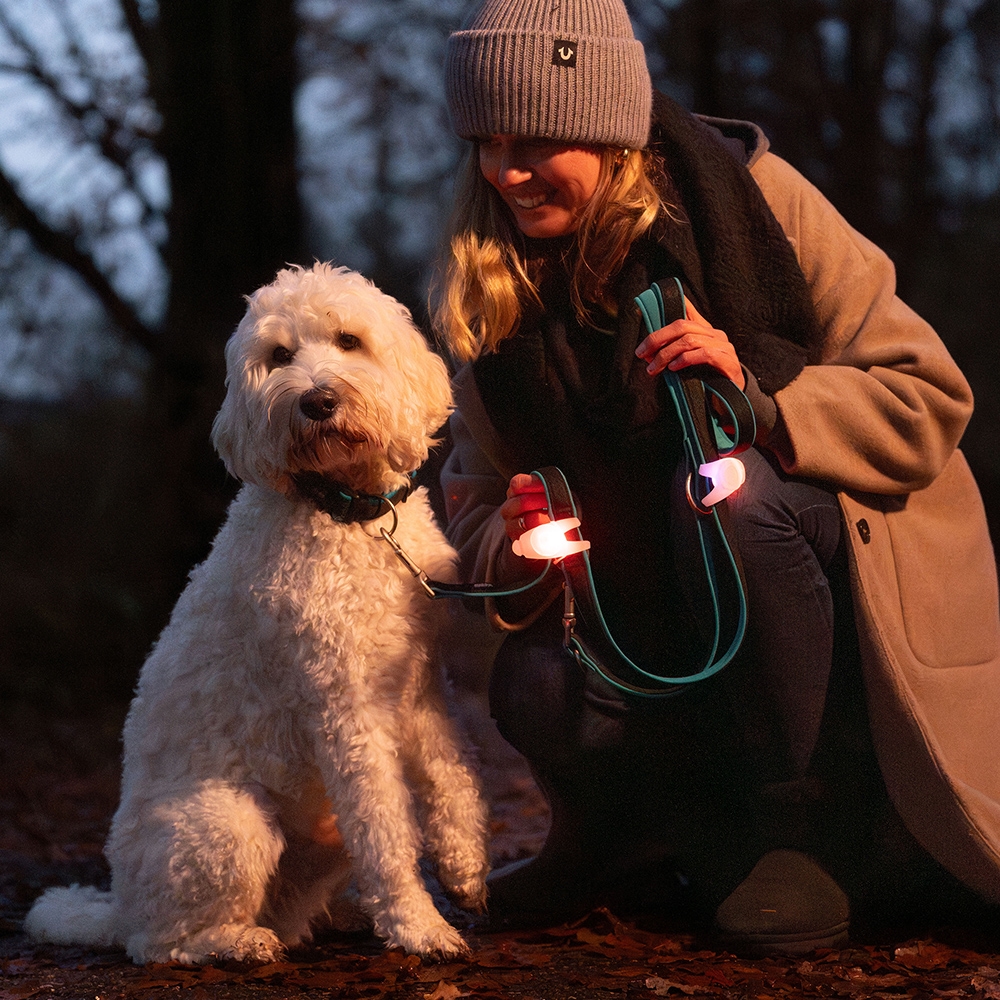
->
xmin=292 ymin=471 xmax=416 ymax=523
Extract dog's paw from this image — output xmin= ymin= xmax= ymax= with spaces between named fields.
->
xmin=374 ymin=892 xmax=472 ymax=960
xmin=436 ymin=861 xmax=490 ymax=915
xmin=165 ymin=924 xmax=285 ymax=966
xmin=226 ymin=926 xmax=286 ymax=964
xmin=388 ymin=917 xmax=470 ymax=960
xmin=443 ymin=875 xmax=488 ymax=915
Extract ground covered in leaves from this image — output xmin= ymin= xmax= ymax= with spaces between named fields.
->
xmin=4 ymin=700 xmax=1000 ymax=1000
xmin=9 ymin=913 xmax=1000 ymax=1000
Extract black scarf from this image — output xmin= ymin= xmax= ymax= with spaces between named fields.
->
xmin=645 ymin=92 xmax=823 ymax=392
xmin=470 ymin=92 xmax=823 ymax=666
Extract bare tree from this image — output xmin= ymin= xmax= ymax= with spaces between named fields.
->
xmin=297 ymin=0 xmax=467 ymax=316
xmin=0 ymin=0 xmax=303 ymax=700
xmin=1 ymin=0 xmax=998 ymax=702
xmin=634 ymin=0 xmax=1000 ymax=263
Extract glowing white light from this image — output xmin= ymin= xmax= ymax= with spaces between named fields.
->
xmin=698 ymin=457 xmax=746 ymax=506
xmin=512 ymin=517 xmax=591 ymax=561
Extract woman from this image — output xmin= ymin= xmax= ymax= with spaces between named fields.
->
xmin=432 ymin=0 xmax=1000 ymax=955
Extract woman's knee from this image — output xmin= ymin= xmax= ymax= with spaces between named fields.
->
xmin=727 ymin=448 xmax=842 ymax=568
xmin=489 ymin=628 xmax=634 ymax=769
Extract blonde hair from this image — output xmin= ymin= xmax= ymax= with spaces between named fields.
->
xmin=431 ymin=146 xmax=670 ymax=363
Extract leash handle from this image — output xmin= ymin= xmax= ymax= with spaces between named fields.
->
xmin=635 ymin=279 xmax=757 ymax=469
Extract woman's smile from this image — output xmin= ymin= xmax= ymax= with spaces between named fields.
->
xmin=512 ymin=191 xmax=549 ymax=210
xmin=479 ymin=135 xmax=602 ymax=238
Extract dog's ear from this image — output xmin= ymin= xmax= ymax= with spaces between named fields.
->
xmin=211 ymin=318 xmax=268 ymax=486
xmin=415 ymin=344 xmax=454 ymax=438
xmin=386 ymin=333 xmax=454 ymax=474
xmin=211 ymin=334 xmax=245 ymax=480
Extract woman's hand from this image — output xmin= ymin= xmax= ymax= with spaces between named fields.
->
xmin=635 ymin=297 xmax=745 ymax=389
xmin=499 ymin=473 xmax=550 ymax=542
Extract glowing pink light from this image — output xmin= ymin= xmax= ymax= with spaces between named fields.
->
xmin=512 ymin=518 xmax=591 ymax=561
xmin=698 ymin=457 xmax=746 ymax=506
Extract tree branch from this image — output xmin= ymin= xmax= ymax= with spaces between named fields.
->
xmin=0 ymin=168 xmax=162 ymax=356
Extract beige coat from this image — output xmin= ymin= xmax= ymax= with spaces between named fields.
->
xmin=442 ymin=149 xmax=1000 ymax=902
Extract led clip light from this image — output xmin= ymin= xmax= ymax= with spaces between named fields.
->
xmin=698 ymin=457 xmax=746 ymax=506
xmin=512 ymin=518 xmax=591 ymax=561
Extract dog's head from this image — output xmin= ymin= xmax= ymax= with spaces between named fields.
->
xmin=212 ymin=263 xmax=453 ymax=496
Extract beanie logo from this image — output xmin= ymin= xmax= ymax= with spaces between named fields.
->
xmin=552 ymin=40 xmax=577 ymax=67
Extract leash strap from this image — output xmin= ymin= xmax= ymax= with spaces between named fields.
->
xmin=382 ymin=278 xmax=752 ymax=697
xmin=531 ymin=278 xmax=754 ymax=698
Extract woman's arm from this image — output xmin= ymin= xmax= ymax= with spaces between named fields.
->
xmin=752 ymin=151 xmax=973 ymax=494
xmin=441 ymin=406 xmax=510 ymax=577
xmin=441 ymin=407 xmax=561 ymax=623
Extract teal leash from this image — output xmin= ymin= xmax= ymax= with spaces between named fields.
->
xmin=382 ymin=278 xmax=754 ymax=697
xmin=547 ymin=280 xmax=755 ymax=697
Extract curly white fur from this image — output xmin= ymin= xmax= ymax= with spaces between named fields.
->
xmin=25 ymin=263 xmax=490 ymax=964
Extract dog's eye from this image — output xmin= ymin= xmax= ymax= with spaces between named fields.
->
xmin=272 ymin=345 xmax=295 ymax=366
xmin=337 ymin=333 xmax=361 ymax=352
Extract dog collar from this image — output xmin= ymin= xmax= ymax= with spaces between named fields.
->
xmin=293 ymin=471 xmax=416 ymax=524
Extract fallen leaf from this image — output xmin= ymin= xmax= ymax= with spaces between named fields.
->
xmin=645 ymin=975 xmax=702 ymax=995
xmin=244 ymin=960 xmax=300 ymax=979
xmin=473 ymin=944 xmax=538 ymax=968
xmin=423 ymin=982 xmax=467 ymax=1000
xmin=195 ymin=964 xmax=234 ymax=983
xmin=971 ymin=976 xmax=1000 ymax=999
xmin=414 ymin=962 xmax=471 ymax=982
xmin=287 ymin=969 xmax=367 ymax=989
xmin=3 ymin=983 xmax=63 ymax=999
xmin=893 ymin=941 xmax=958 ymax=970
xmin=574 ymin=927 xmax=610 ymax=947
xmin=702 ymin=967 xmax=736 ymax=987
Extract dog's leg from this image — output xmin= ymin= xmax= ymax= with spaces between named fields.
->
xmin=404 ymin=701 xmax=490 ymax=912
xmin=108 ymin=780 xmax=286 ymax=965
xmin=317 ymin=708 xmax=471 ymax=958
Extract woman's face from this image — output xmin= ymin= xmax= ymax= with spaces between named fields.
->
xmin=478 ymin=135 xmax=603 ymax=238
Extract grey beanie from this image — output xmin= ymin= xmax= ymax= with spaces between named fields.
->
xmin=445 ymin=0 xmax=652 ymax=149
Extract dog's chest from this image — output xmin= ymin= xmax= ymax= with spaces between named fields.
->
xmin=254 ymin=509 xmax=439 ymax=659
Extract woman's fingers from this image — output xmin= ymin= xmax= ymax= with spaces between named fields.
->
xmin=635 ymin=317 xmax=745 ymax=388
xmin=506 ymin=473 xmax=545 ymax=499
xmin=501 ymin=473 xmax=550 ymax=539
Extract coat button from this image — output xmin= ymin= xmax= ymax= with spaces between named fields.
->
xmin=856 ymin=519 xmax=871 ymax=544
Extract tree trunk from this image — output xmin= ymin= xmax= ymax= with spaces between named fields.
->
xmin=139 ymin=0 xmax=305 ymax=625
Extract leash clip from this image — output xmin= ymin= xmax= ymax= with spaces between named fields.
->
xmin=379 ymin=519 xmax=436 ymax=599
xmin=562 ymin=585 xmax=577 ymax=646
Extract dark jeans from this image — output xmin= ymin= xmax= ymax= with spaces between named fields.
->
xmin=723 ymin=447 xmax=844 ymax=785
xmin=488 ymin=447 xmax=955 ymax=914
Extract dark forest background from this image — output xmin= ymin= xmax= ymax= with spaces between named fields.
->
xmin=0 ymin=0 xmax=998 ymax=710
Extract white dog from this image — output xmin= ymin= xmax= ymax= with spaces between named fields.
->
xmin=26 ymin=263 xmax=490 ymax=964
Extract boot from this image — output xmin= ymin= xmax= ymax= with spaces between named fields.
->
xmin=485 ymin=773 xmax=694 ymax=930
xmin=714 ymin=849 xmax=849 ymax=956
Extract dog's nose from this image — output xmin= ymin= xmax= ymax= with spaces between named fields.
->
xmin=300 ymin=387 xmax=340 ymax=422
